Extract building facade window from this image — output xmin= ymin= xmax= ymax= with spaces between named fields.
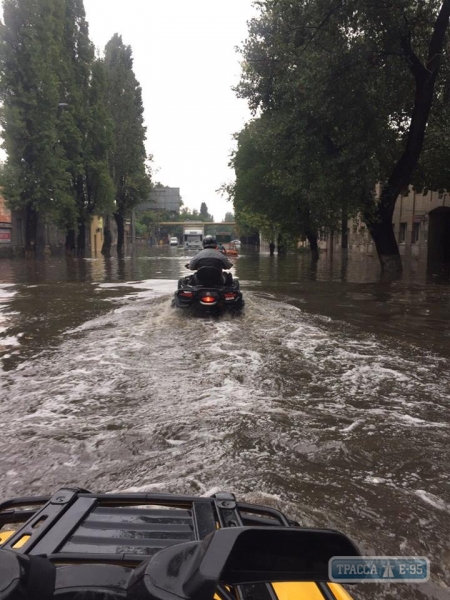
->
xmin=412 ymin=222 xmax=420 ymax=244
xmin=399 ymin=222 xmax=407 ymax=243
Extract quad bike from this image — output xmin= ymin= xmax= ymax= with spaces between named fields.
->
xmin=0 ymin=487 xmax=359 ymax=599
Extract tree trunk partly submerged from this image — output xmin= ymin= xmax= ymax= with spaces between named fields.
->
xmin=25 ymin=205 xmax=38 ymax=258
xmin=102 ymin=215 xmax=112 ymax=257
xmin=306 ymin=230 xmax=319 ymax=261
xmin=365 ymin=198 xmax=403 ymax=273
xmin=341 ymin=210 xmax=348 ymax=250
xmin=115 ymin=212 xmax=125 ymax=257
xmin=366 ymin=1 xmax=450 ymax=273
xmin=65 ymin=230 xmax=76 ymax=256
xmin=277 ymin=234 xmax=287 ymax=256
xmin=77 ymin=220 xmax=86 ymax=258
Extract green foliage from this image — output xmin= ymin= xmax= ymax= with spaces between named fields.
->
xmin=84 ymin=58 xmax=115 ymax=215
xmin=229 ymin=116 xmax=316 ymax=243
xmin=180 ymin=207 xmax=200 ymax=220
xmin=104 ymin=34 xmax=150 ymax=220
xmin=0 ymin=0 xmax=116 ymax=250
xmin=135 ymin=209 xmax=182 ymax=239
xmin=135 ymin=210 xmax=158 ymax=238
xmin=56 ymin=0 xmax=93 ymax=232
xmin=0 ymin=0 xmax=75 ymax=223
xmin=199 ymin=202 xmax=214 ymax=222
xmin=235 ymin=0 xmax=450 ymax=262
xmin=180 ymin=205 xmax=214 ymax=222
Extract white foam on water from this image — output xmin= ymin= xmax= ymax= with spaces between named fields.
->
xmin=365 ymin=476 xmax=390 ymax=485
xmin=0 ymin=284 xmax=17 ymax=300
xmin=201 ymin=486 xmax=222 ymax=497
xmin=341 ymin=419 xmax=364 ymax=433
xmin=114 ymin=483 xmax=170 ymax=493
xmin=0 ymin=283 xmax=20 ymax=352
xmin=341 ymin=364 xmax=410 ymax=390
xmin=398 ymin=414 xmax=448 ymax=428
xmin=0 ymin=277 xmax=449 ymax=597
xmin=0 ymin=289 xmax=449 ymax=531
xmin=0 ymin=336 xmax=20 ymax=347
xmin=415 ymin=490 xmax=450 ymax=512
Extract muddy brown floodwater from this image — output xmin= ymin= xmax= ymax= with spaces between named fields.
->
xmin=0 ymin=247 xmax=449 ymax=599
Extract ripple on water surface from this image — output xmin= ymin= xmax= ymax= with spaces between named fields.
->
xmin=0 ymin=279 xmax=449 ymax=599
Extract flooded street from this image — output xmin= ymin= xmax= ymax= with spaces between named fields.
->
xmin=1 ymin=247 xmax=449 ymax=600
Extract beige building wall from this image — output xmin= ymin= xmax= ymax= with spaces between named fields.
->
xmin=390 ymin=189 xmax=449 ymax=262
xmin=0 ymin=192 xmax=12 ymax=247
xmin=322 ymin=187 xmax=450 ymax=264
xmin=90 ymin=216 xmax=104 ymax=256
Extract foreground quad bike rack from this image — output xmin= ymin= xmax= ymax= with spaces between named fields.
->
xmin=0 ymin=488 xmax=360 ymax=600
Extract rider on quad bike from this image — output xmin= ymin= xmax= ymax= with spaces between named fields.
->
xmin=186 ymin=235 xmax=233 ymax=284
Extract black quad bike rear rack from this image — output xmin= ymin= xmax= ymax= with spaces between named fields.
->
xmin=0 ymin=488 xmax=360 ymax=600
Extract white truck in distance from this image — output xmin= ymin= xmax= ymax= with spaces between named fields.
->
xmin=183 ymin=226 xmax=204 ymax=250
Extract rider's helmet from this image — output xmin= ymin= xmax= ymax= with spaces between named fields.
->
xmin=202 ymin=235 xmax=217 ymax=249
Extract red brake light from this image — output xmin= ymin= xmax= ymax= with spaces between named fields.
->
xmin=201 ymin=296 xmax=216 ymax=303
xmin=224 ymin=292 xmax=238 ymax=300
xmin=180 ymin=291 xmax=193 ymax=298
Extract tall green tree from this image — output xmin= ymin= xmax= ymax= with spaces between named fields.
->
xmin=0 ymin=0 xmax=74 ymax=255
xmin=238 ymin=0 xmax=450 ymax=272
xmin=56 ymin=0 xmax=94 ymax=254
xmin=56 ymin=1 xmax=114 ymax=256
xmin=84 ymin=58 xmax=115 ymax=223
xmin=135 ymin=209 xmax=183 ymax=241
xmin=103 ymin=34 xmax=150 ymax=256
xmin=199 ymin=202 xmax=214 ymax=222
xmin=179 ymin=205 xmax=215 ymax=222
xmin=229 ymin=116 xmax=324 ymax=258
xmin=229 ymin=121 xmax=282 ymax=244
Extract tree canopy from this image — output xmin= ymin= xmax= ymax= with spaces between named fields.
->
xmin=178 ymin=204 xmax=214 ymax=222
xmin=235 ymin=0 xmax=450 ymax=270
xmin=199 ymin=202 xmax=214 ymax=222
xmin=104 ymin=33 xmax=150 ymax=255
xmin=0 ymin=0 xmax=75 ymax=252
xmin=0 ymin=2 xmax=150 ymax=256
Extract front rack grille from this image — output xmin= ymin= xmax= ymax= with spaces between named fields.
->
xmin=0 ymin=488 xmax=348 ymax=600
xmin=0 ymin=488 xmax=290 ymax=564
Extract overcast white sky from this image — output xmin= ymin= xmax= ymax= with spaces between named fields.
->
xmin=84 ymin=0 xmax=257 ymax=220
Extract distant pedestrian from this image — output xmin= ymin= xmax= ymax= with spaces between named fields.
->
xmin=269 ymin=241 xmax=275 ymax=256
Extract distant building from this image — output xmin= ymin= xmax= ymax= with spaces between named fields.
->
xmin=0 ymin=192 xmax=12 ymax=249
xmin=320 ymin=186 xmax=450 ymax=266
xmin=136 ymin=187 xmax=182 ymax=214
xmin=4 ymin=205 xmax=108 ymax=257
xmin=392 ymin=188 xmax=450 ymax=263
